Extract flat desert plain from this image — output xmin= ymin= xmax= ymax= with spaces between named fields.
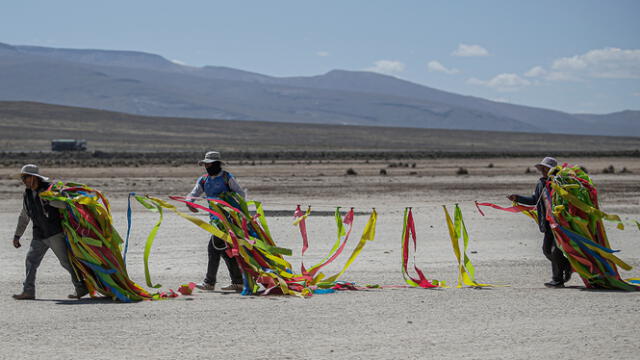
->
xmin=0 ymin=157 xmax=639 ymax=359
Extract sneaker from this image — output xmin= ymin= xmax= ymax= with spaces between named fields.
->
xmin=544 ymin=280 xmax=564 ymax=288
xmin=68 ymin=289 xmax=89 ymax=299
xmin=221 ymin=284 xmax=243 ymax=292
xmin=12 ymin=292 xmax=35 ymax=300
xmin=195 ymin=282 xmax=216 ymax=291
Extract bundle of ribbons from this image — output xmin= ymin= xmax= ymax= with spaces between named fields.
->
xmin=40 ymin=182 xmax=158 ymax=302
xmin=478 ymin=164 xmax=640 ymax=291
xmin=129 ymin=193 xmax=378 ymax=297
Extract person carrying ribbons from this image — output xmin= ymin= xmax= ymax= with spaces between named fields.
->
xmin=508 ymin=157 xmax=572 ymax=288
xmin=186 ymin=151 xmax=245 ymax=292
xmin=12 ymin=164 xmax=88 ymax=300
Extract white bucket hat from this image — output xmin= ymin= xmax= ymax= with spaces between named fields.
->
xmin=198 ymin=151 xmax=223 ymax=165
xmin=19 ymin=164 xmax=50 ymax=181
xmin=535 ymin=157 xmax=558 ymax=169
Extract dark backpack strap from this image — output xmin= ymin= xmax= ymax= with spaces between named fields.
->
xmin=222 ymin=171 xmax=231 ymax=191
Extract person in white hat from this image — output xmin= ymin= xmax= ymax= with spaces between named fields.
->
xmin=186 ymin=152 xmax=246 ymax=292
xmin=508 ymin=156 xmax=572 ymax=288
xmin=11 ymin=164 xmax=88 ymax=300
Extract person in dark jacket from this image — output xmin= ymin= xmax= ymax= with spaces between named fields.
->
xmin=12 ymin=164 xmax=88 ymax=300
xmin=186 ymin=152 xmax=245 ymax=292
xmin=508 ymin=157 xmax=572 ymax=288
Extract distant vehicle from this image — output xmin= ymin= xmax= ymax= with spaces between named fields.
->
xmin=51 ymin=139 xmax=87 ymax=151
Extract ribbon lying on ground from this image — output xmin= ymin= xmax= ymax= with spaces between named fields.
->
xmin=400 ymin=208 xmax=443 ymax=288
xmin=40 ymin=183 xmax=165 ymax=302
xmin=443 ymin=205 xmax=497 ymax=288
xmin=131 ymin=193 xmax=378 ymax=297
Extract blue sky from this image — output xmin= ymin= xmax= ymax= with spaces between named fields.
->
xmin=2 ymin=0 xmax=639 ymax=114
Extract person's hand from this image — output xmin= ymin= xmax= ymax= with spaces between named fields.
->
xmin=13 ymin=236 xmax=21 ymax=249
xmin=187 ymin=204 xmax=198 ymax=213
xmin=507 ymin=195 xmax=517 ymax=202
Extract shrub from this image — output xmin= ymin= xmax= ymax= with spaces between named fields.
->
xmin=456 ymin=167 xmax=469 ymax=175
xmin=346 ymin=168 xmax=358 ymax=176
xmin=602 ymin=165 xmax=615 ymax=174
xmin=379 ymin=169 xmax=387 ymax=175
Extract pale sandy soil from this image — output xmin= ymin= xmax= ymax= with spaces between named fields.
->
xmin=0 ymin=157 xmax=639 ymax=359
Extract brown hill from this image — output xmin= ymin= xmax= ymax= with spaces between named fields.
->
xmin=1 ymin=101 xmax=639 ymax=155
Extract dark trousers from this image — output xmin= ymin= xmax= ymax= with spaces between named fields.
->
xmin=205 ymin=235 xmax=243 ymax=285
xmin=542 ymin=225 xmax=572 ymax=282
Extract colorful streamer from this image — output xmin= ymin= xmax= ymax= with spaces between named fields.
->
xmin=477 ymin=164 xmax=639 ymax=291
xmin=543 ymin=165 xmax=639 ymax=290
xmin=400 ymin=208 xmax=443 ymax=288
xmin=443 ymin=204 xmax=496 ymax=288
xmin=40 ymin=183 xmax=157 ymax=302
xmin=475 ymin=201 xmax=538 ymax=223
xmin=132 ymin=193 xmax=378 ymax=297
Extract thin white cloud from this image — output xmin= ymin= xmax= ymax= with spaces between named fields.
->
xmin=523 ymin=65 xmax=577 ymax=81
xmin=366 ymin=60 xmax=405 ymax=75
xmin=316 ymin=51 xmax=330 ymax=57
xmin=551 ymin=47 xmax=640 ymax=79
xmin=524 ymin=66 xmax=546 ymax=78
xmin=170 ymin=59 xmax=187 ymax=65
xmin=467 ymin=73 xmax=531 ymax=92
xmin=633 ymin=92 xmax=640 ymax=97
xmin=427 ymin=60 xmax=460 ymax=75
xmin=452 ymin=44 xmax=490 ymax=57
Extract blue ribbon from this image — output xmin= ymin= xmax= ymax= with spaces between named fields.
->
xmin=123 ymin=192 xmax=135 ymax=264
xmin=80 ymin=259 xmax=117 ymax=274
xmin=559 ymin=226 xmax=619 ymax=253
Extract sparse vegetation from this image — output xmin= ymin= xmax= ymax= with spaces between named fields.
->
xmin=379 ymin=169 xmax=387 ymax=175
xmin=346 ymin=168 xmax=358 ymax=176
xmin=456 ymin=167 xmax=469 ymax=175
xmin=602 ymin=165 xmax=615 ymax=174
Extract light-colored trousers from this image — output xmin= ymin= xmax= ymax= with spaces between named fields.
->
xmin=23 ymin=232 xmax=86 ymax=296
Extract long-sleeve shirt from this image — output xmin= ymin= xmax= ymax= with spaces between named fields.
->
xmin=14 ymin=205 xmax=30 ymax=238
xmin=514 ymin=177 xmax=549 ymax=233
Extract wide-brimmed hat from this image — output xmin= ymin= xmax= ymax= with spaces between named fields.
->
xmin=535 ymin=157 xmax=557 ymax=169
xmin=198 ymin=151 xmax=223 ymax=165
xmin=19 ymin=164 xmax=49 ymax=181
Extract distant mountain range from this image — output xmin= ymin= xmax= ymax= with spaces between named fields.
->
xmin=0 ymin=42 xmax=638 ymax=136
